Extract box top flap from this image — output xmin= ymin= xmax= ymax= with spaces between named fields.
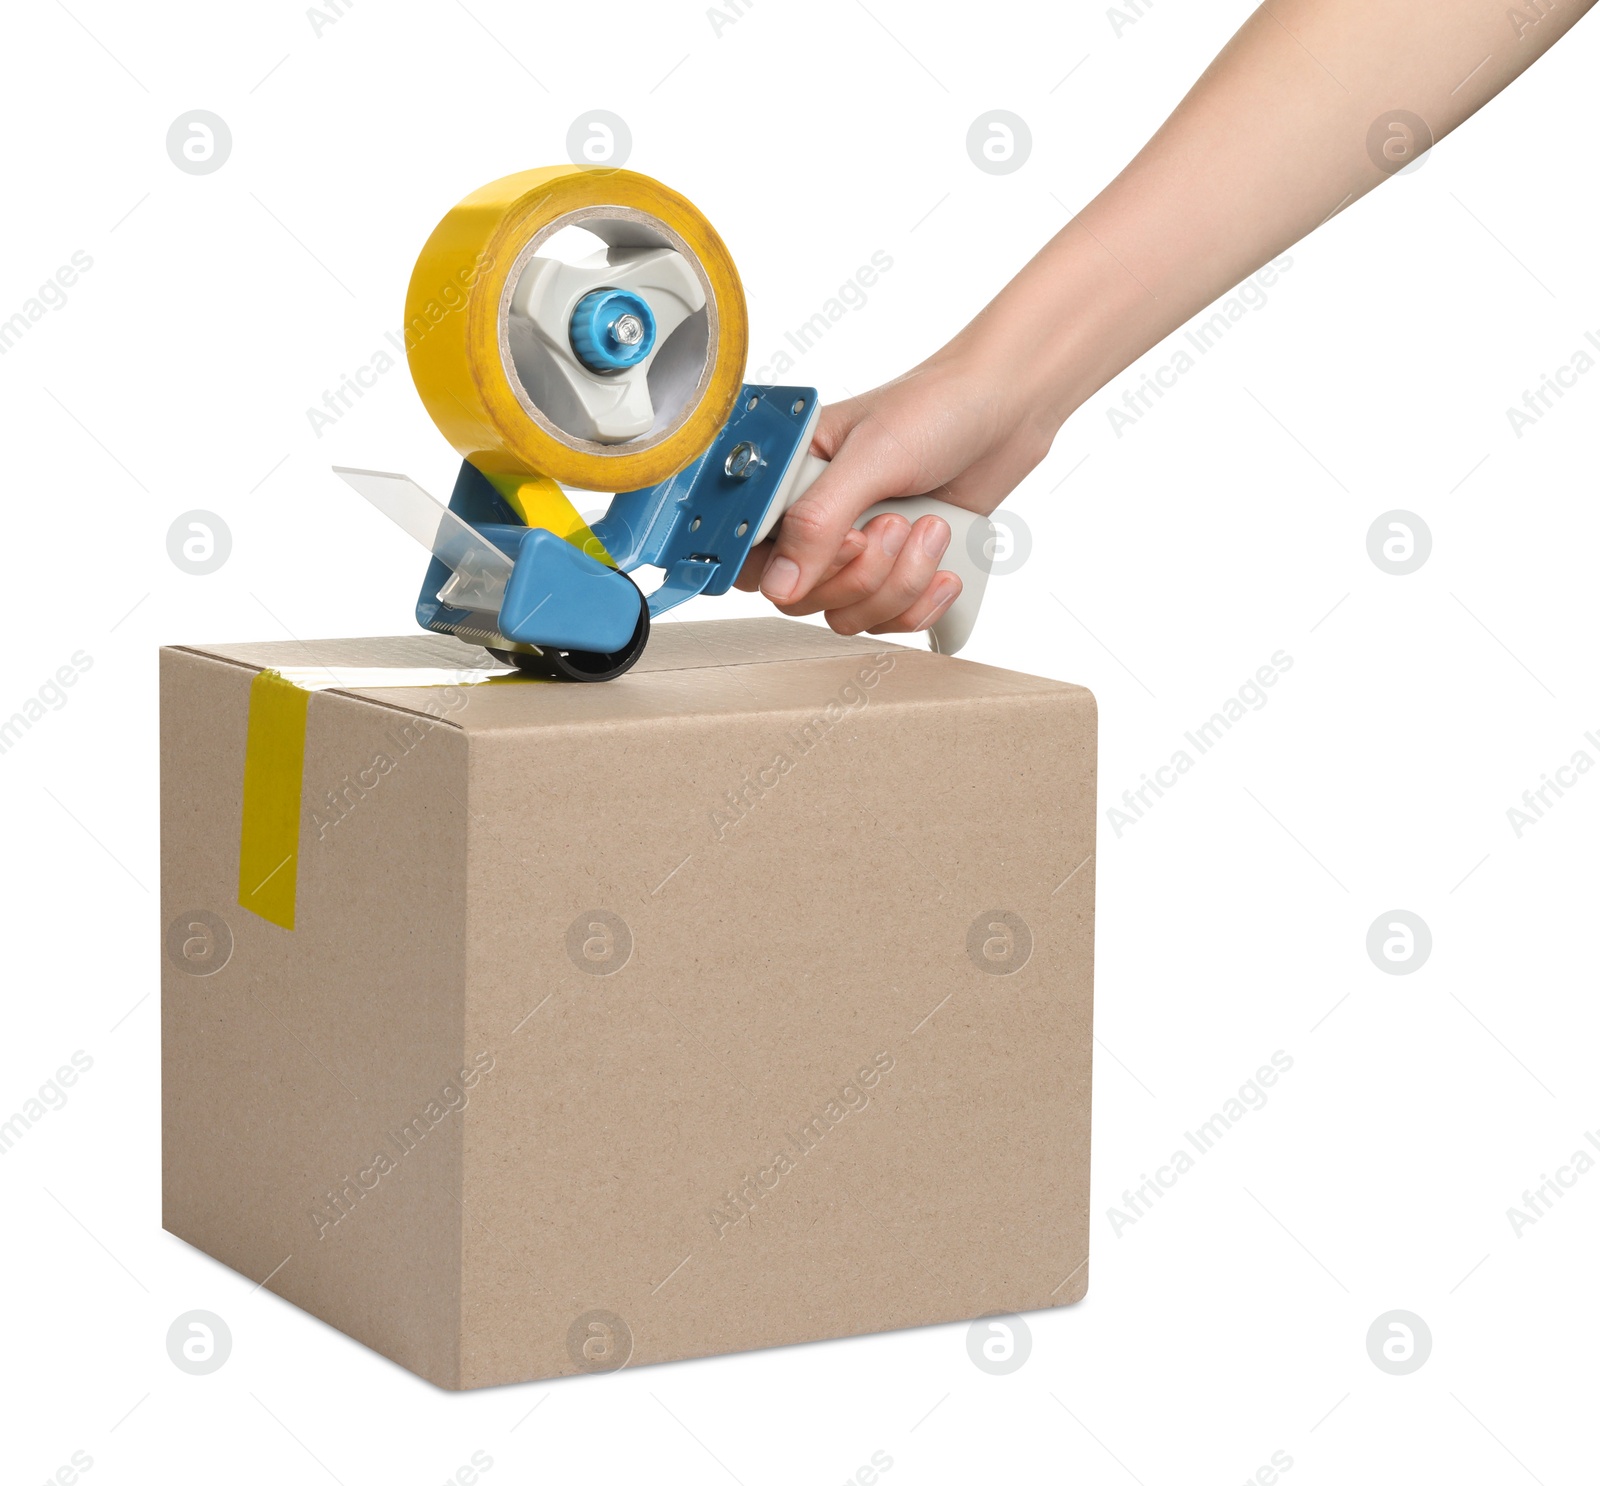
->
xmin=167 ymin=618 xmax=1083 ymax=731
xmin=180 ymin=618 xmax=881 ymax=676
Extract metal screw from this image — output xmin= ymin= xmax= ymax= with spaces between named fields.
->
xmin=613 ymin=314 xmax=644 ymax=346
xmin=725 ymin=442 xmax=762 ymax=479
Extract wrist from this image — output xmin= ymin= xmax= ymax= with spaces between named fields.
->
xmin=950 ymin=212 xmax=1166 ymax=440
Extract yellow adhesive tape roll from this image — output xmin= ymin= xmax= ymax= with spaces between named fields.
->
xmin=405 ymin=166 xmax=748 ymax=500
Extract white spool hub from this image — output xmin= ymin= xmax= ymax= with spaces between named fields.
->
xmin=507 ymin=243 xmax=705 ymax=445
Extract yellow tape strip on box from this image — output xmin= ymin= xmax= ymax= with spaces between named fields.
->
xmin=236 ymin=663 xmax=531 ymax=930
xmin=237 ymin=670 xmax=310 ymax=931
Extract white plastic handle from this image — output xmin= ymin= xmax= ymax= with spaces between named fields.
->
xmin=765 ymin=450 xmax=995 ymax=656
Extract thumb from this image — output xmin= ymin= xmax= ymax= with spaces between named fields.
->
xmin=811 ymin=394 xmax=866 ymax=459
xmin=760 ymin=409 xmax=918 ymax=605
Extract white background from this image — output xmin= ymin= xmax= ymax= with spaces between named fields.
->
xmin=3 ymin=0 xmax=1598 ymax=1481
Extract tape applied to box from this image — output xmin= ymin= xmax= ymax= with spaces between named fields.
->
xmin=235 ymin=663 xmax=525 ymax=930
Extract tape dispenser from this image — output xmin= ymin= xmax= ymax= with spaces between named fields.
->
xmin=336 ymin=167 xmax=995 ymax=681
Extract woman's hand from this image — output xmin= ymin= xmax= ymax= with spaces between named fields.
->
xmin=734 ymin=354 xmax=1055 ymax=635
xmin=738 ymin=0 xmax=1595 ymax=637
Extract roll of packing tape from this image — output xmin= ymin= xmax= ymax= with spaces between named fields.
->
xmin=405 ymin=167 xmax=748 ymax=506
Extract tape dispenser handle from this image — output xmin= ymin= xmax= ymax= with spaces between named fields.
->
xmin=779 ymin=452 xmax=994 ymax=656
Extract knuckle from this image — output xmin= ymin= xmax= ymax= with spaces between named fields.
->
xmin=845 ymin=591 xmax=907 ymax=633
xmin=778 ymin=502 xmax=834 ymax=548
xmin=886 ymin=565 xmax=933 ymax=607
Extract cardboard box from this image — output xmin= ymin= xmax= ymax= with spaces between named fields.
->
xmin=160 ymin=618 xmax=1096 ymax=1388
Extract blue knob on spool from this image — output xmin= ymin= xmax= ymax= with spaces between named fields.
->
xmin=569 ymin=288 xmax=657 ymax=373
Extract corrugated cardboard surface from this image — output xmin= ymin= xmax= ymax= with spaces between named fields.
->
xmin=161 ymin=618 xmax=1096 ymax=1388
xmin=162 ymin=647 xmax=471 ymax=1381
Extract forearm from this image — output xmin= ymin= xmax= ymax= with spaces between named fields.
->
xmin=957 ymin=0 xmax=1595 ymax=432
xmin=758 ymin=0 xmax=1592 ymax=625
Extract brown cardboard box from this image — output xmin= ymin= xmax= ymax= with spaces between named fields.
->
xmin=160 ymin=618 xmax=1096 ymax=1388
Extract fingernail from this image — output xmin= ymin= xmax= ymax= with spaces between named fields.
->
xmin=921 ymin=519 xmax=951 ymax=561
xmin=880 ymin=520 xmax=909 ymax=560
xmin=762 ymin=555 xmax=800 ymax=601
xmin=916 ymin=587 xmax=958 ymax=632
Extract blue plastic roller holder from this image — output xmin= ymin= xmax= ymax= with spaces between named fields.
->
xmin=416 ymin=386 xmax=819 ymax=668
xmin=495 ymin=527 xmax=642 ymax=653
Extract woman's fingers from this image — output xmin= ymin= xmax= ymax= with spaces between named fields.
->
xmin=733 ymin=528 xmax=866 ymax=592
xmin=822 ymin=514 xmax=954 ymax=636
xmin=734 ymin=514 xmax=960 ymax=637
xmin=771 ymin=513 xmax=910 ymax=617
xmin=865 ymin=571 xmax=962 ymax=636
xmin=758 ymin=423 xmax=919 ymax=608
